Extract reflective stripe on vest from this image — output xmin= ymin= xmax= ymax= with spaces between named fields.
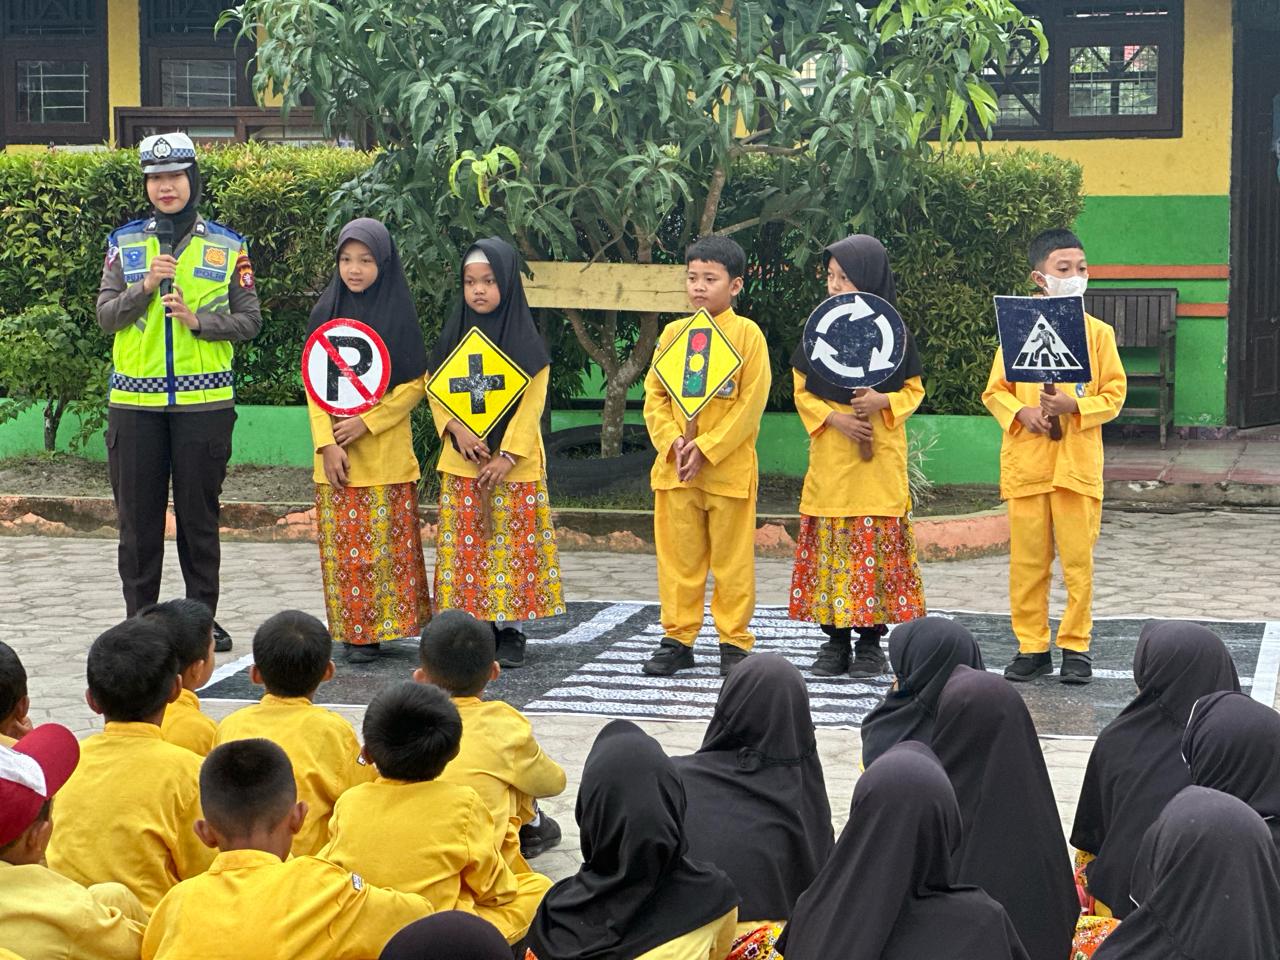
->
xmin=108 ymin=223 xmax=239 ymax=408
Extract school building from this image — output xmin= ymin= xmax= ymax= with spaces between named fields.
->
xmin=1 ymin=0 xmax=1277 ymax=429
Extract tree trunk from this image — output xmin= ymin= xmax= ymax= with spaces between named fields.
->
xmin=43 ymin=398 xmax=64 ymax=452
xmin=599 ymin=376 xmax=629 ymax=459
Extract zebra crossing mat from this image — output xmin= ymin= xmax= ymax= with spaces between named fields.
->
xmin=200 ymin=602 xmax=1280 ymax=739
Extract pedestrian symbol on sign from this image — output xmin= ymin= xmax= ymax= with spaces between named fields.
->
xmin=1012 ymin=315 xmax=1084 ymax=373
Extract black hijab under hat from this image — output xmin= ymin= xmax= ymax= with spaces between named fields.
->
xmin=525 ymin=720 xmax=738 ymax=960
xmin=859 ymin=616 xmax=984 ymax=768
xmin=1092 ymin=786 xmax=1280 ymax=960
xmin=1182 ymin=690 xmax=1280 ymax=848
xmin=1071 ymin=620 xmax=1240 ymax=918
xmin=307 ymin=218 xmax=429 ymax=394
xmin=426 ymin=237 xmax=551 ymax=448
xmin=790 ymin=234 xmax=923 ymax=403
xmin=673 ymin=654 xmax=833 ymax=924
xmin=932 ymin=665 xmax=1077 ymax=960
xmin=379 ymin=912 xmax=511 ymax=960
xmin=778 ymin=741 xmax=1029 ymax=960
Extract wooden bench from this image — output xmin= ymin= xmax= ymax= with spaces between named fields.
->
xmin=1083 ymin=287 xmax=1177 ymax=448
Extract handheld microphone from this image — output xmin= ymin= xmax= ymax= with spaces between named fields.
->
xmin=154 ymin=218 xmax=174 ymax=301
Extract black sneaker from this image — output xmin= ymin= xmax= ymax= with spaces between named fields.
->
xmin=719 ymin=644 xmax=750 ymax=676
xmin=848 ymin=644 xmax=889 ymax=679
xmin=1003 ymin=651 xmax=1053 ymax=682
xmin=811 ymin=641 xmax=851 ymax=677
xmin=519 ymin=813 xmax=562 ymax=859
xmin=642 ymin=638 xmax=696 ymax=676
xmin=212 ymin=621 xmax=233 ymax=653
xmin=1060 ymin=650 xmax=1094 ymax=685
xmin=345 ymin=643 xmax=379 ymax=664
xmin=495 ymin=628 xmax=527 ymax=669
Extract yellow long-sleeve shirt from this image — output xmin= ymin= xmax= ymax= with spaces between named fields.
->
xmin=0 ymin=861 xmax=146 ymax=960
xmin=442 ymin=696 xmax=566 ymax=871
xmin=213 ymin=695 xmax=375 ymax=858
xmin=45 ymin=723 xmax=214 ymax=914
xmin=635 ymin=909 xmax=739 ymax=960
xmin=794 ymin=370 xmax=925 ymax=517
xmin=429 ymin=367 xmax=550 ymax=483
xmin=319 ymin=777 xmax=551 ymax=943
xmin=160 ymin=688 xmax=217 ymax=757
xmin=308 ymin=379 xmax=424 ymax=487
xmin=982 ymin=314 xmax=1127 ymax=501
xmin=140 ymin=850 xmax=431 ymax=960
xmin=644 ymin=308 xmax=771 ymax=500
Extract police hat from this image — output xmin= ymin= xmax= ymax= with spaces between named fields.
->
xmin=139 ymin=132 xmax=197 ymax=174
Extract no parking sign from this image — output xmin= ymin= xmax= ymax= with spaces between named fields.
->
xmin=302 ymin=319 xmax=391 ymax=416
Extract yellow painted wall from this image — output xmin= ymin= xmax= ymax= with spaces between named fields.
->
xmin=979 ymin=0 xmax=1231 ymax=196
xmin=106 ymin=0 xmax=143 ymax=142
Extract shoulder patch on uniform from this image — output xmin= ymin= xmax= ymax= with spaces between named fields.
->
xmin=235 ymin=254 xmax=255 ymax=289
xmin=203 ymin=220 xmax=247 ymax=245
xmin=351 ymin=873 xmax=364 ymax=892
xmin=108 ymin=218 xmax=148 ymax=245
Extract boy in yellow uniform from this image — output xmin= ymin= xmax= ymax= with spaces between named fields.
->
xmin=143 ymin=739 xmax=430 ymax=960
xmin=141 ymin=598 xmax=218 ymax=756
xmin=642 ymin=236 xmax=771 ymax=677
xmin=319 ymin=682 xmax=550 ymax=945
xmin=982 ymin=228 xmax=1127 ymax=684
xmin=0 ymin=723 xmax=147 ymax=959
xmin=0 ymin=642 xmax=31 ymax=746
xmin=213 ymin=611 xmax=373 ymax=857
xmin=416 ymin=610 xmax=566 ymax=865
xmin=45 ymin=619 xmax=215 ymax=912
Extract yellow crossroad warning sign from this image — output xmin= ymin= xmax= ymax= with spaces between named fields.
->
xmin=650 ymin=309 xmax=743 ymax=422
xmin=426 ymin=327 xmax=531 ymax=438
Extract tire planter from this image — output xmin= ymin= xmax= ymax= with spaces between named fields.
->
xmin=545 ymin=424 xmax=654 ymax=499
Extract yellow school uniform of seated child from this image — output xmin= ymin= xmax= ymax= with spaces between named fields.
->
xmin=982 ymin=312 xmax=1126 ymax=653
xmin=0 ymin=861 xmax=147 ymax=960
xmin=161 ymin=687 xmax=217 ymax=757
xmin=214 ymin=696 xmax=373 ymax=858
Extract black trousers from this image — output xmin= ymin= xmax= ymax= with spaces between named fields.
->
xmin=107 ymin=406 xmax=235 ymax=616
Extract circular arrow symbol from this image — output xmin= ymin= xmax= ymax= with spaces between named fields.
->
xmin=802 ymin=292 xmax=907 ymax=390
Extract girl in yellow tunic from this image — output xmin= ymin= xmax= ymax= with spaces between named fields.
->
xmin=306 ymin=219 xmax=432 ymax=665
xmin=788 ymin=235 xmax=927 ymax=679
xmin=427 ymin=238 xmax=565 ymax=669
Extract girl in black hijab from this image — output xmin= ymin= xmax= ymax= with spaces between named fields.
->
xmin=380 ymin=912 xmax=511 ymax=960
xmin=425 ymin=238 xmax=563 ymax=671
xmin=859 ymin=616 xmax=984 ymax=767
xmin=1182 ymin=690 xmax=1280 ymax=849
xmin=931 ymin=666 xmax=1077 ymax=960
xmin=788 ymin=235 xmax=927 ymax=679
xmin=673 ymin=654 xmax=833 ymax=928
xmin=1092 ymin=786 xmax=1280 ymax=960
xmin=305 ymin=218 xmax=432 ymax=664
xmin=526 ymin=720 xmax=739 ymax=960
xmin=778 ymin=741 xmax=1029 ymax=960
xmin=1071 ymin=620 xmax=1240 ymax=918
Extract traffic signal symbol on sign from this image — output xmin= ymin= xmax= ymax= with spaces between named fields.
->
xmin=650 ymin=309 xmax=743 ymax=422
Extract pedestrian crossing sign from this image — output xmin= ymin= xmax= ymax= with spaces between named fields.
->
xmin=650 ymin=309 xmax=743 ymax=421
xmin=994 ymin=295 xmax=1093 ymax=384
xmin=426 ymin=327 xmax=531 ymax=438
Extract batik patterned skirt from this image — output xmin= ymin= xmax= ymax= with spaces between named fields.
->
xmin=789 ymin=514 xmax=927 ymax=627
xmin=315 ymin=482 xmax=432 ymax=646
xmin=433 ymin=473 xmax=566 ymax=623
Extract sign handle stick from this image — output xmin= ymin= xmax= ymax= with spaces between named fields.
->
xmin=477 ymin=479 xmax=495 ymax=541
xmin=1043 ymin=383 xmax=1063 ymax=441
xmin=853 ymin=388 xmax=874 ymax=461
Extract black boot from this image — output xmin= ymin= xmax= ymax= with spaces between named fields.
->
xmin=849 ymin=625 xmax=889 ymax=678
xmin=811 ymin=625 xmax=852 ymax=676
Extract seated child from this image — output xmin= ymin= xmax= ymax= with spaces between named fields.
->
xmin=0 ymin=641 xmax=31 ymax=745
xmin=45 ymin=619 xmax=214 ymax=912
xmin=143 ymin=739 xmax=430 ymax=960
xmin=319 ymin=681 xmax=551 ymax=945
xmin=140 ymin=598 xmax=218 ymax=756
xmin=0 ymin=723 xmax=147 ymax=960
xmin=417 ymin=610 xmax=566 ymax=867
xmin=213 ymin=610 xmax=373 ymax=857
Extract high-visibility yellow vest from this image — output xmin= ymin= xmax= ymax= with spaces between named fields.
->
xmin=107 ymin=217 xmax=247 ymax=408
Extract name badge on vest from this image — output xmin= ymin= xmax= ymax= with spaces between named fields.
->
xmin=122 ymin=245 xmax=148 ymax=284
xmin=193 ymin=245 xmax=229 ymax=282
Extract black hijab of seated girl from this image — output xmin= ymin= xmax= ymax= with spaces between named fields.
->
xmin=931 ymin=665 xmax=1078 ymax=960
xmin=777 ymin=740 xmax=1030 ymax=960
xmin=1070 ymin=619 xmax=1239 ymax=918
xmin=307 ymin=218 xmax=429 ymax=392
xmin=789 ymin=234 xmax=923 ymax=403
xmin=672 ymin=653 xmax=833 ymax=924
xmin=524 ymin=719 xmax=738 ymax=960
xmin=379 ymin=911 xmax=511 ymax=960
xmin=1092 ymin=786 xmax=1280 ymax=960
xmin=1182 ymin=689 xmax=1280 ymax=849
xmin=859 ymin=616 xmax=984 ymax=768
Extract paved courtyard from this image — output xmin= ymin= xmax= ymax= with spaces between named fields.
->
xmin=4 ymin=508 xmax=1278 ymax=881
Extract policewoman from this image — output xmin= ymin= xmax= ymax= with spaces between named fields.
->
xmin=96 ymin=132 xmax=261 ymax=648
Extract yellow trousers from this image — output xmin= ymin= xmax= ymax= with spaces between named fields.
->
xmin=1008 ymin=489 xmax=1102 ymax=653
xmin=653 ymin=487 xmax=756 ymax=650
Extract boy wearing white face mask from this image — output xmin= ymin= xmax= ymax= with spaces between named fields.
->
xmin=982 ymin=229 xmax=1127 ymax=685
